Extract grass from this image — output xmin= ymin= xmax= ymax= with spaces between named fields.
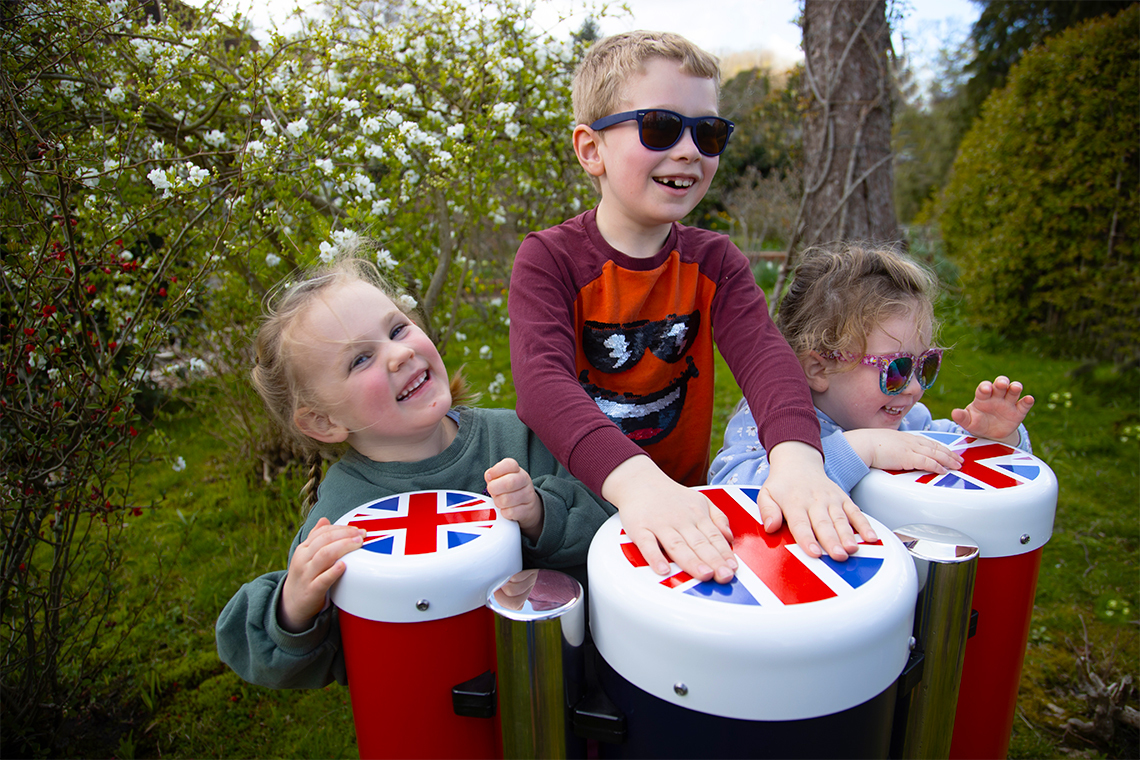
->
xmin=24 ymin=313 xmax=1139 ymax=758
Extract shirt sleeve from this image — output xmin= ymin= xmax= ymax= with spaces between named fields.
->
xmin=215 ymin=569 xmax=347 ymax=689
xmin=509 ymin=231 xmax=646 ymax=495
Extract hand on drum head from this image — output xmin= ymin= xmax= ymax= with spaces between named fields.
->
xmin=602 ymin=455 xmax=737 ymax=583
xmin=761 ymin=441 xmax=878 ymax=561
xmin=280 ymin=517 xmax=365 ymax=633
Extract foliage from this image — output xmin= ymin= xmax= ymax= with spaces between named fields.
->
xmin=937 ymin=6 xmax=1139 ymax=364
xmin=0 ymin=0 xmax=602 ymax=749
xmin=959 ymin=0 xmax=1136 ymax=133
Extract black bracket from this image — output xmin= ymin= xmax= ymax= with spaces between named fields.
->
xmin=571 ymin=688 xmax=627 ymax=744
xmin=451 ymin=670 xmax=497 ymax=719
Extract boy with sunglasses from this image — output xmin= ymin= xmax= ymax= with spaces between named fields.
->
xmin=710 ymin=243 xmax=1034 ymax=490
xmin=509 ymin=31 xmax=878 ymax=586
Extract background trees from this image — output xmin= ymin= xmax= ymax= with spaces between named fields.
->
xmin=939 ymin=4 xmax=1138 ymax=364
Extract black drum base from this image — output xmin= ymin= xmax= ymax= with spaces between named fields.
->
xmin=594 ymin=651 xmax=898 ymax=759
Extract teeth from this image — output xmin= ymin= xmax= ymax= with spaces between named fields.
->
xmin=397 ymin=371 xmax=427 ymax=401
xmin=885 ymin=406 xmax=903 ymax=416
xmin=657 ymin=178 xmax=695 ymax=189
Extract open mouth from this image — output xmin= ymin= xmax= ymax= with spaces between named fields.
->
xmin=883 ymin=404 xmax=906 ymax=417
xmin=654 ymin=177 xmax=695 ymax=189
xmin=397 ymin=371 xmax=428 ymax=401
xmin=578 ymin=358 xmax=698 ymax=446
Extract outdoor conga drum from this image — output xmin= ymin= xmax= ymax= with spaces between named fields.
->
xmin=851 ymin=433 xmax=1058 ymax=759
xmin=330 ymin=490 xmax=522 ymax=759
xmin=586 ymin=485 xmax=919 ymax=759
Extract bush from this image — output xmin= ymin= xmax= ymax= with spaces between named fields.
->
xmin=938 ymin=5 xmax=1138 ymax=363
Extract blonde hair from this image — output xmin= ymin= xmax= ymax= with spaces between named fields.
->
xmin=776 ymin=243 xmax=939 ymax=364
xmin=252 ymin=250 xmax=474 ymax=510
xmin=571 ymin=30 xmax=723 ymax=127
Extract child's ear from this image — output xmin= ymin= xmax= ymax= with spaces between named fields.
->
xmin=801 ymin=351 xmax=831 ymax=393
xmin=573 ymin=124 xmax=606 ymax=178
xmin=294 ymin=407 xmax=349 ymax=444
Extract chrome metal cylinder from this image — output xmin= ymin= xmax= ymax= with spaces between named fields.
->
xmin=892 ymin=523 xmax=980 ymax=759
xmin=488 ymin=569 xmax=585 ymax=759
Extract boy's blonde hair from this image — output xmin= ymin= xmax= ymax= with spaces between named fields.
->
xmin=776 ymin=243 xmax=939 ymax=365
xmin=572 ymin=30 xmax=723 ymax=127
xmin=252 ymin=250 xmax=473 ymax=508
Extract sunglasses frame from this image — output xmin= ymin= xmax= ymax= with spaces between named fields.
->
xmin=588 ymin=109 xmax=735 ymax=157
xmin=823 ymin=348 xmax=944 ymax=395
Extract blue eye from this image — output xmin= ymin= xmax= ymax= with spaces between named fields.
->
xmin=350 ymin=353 xmax=370 ymax=369
xmin=390 ymin=323 xmax=407 ymax=340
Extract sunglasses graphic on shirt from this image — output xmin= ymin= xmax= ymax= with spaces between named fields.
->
xmin=583 ymin=312 xmax=700 ymax=374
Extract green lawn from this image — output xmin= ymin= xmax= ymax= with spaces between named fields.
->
xmin=42 ymin=319 xmax=1139 ymax=758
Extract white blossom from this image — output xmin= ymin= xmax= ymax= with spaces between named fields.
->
xmin=479 ymin=345 xmax=492 ymax=360
xmin=260 ymin=118 xmax=278 ymax=137
xmin=447 ymin=123 xmax=465 ymax=139
xmin=202 ymin=129 xmax=227 ymax=148
xmin=265 ymin=253 xmax=281 ymax=267
xmin=172 ymin=456 xmax=187 ymax=472
xmin=147 ymin=167 xmax=172 ymax=195
xmin=396 ymin=294 xmax=417 ymax=311
xmin=504 ymin=122 xmax=521 ymax=139
xmin=186 ymin=163 xmax=210 ymax=187
xmin=107 ymin=85 xmax=126 ymax=104
xmin=285 ymin=118 xmax=309 ymax=138
xmin=316 ymin=158 xmax=334 ymax=174
xmin=246 ymin=140 xmax=267 ymax=158
xmin=361 ymin=116 xmax=382 ymax=135
xmin=319 ymin=241 xmax=336 ymax=264
xmin=364 ymin=143 xmax=385 ymax=160
xmin=339 ymin=97 xmax=362 ymax=116
xmin=376 ymin=248 xmax=397 ymax=268
xmin=491 ymin=102 xmax=516 ymax=121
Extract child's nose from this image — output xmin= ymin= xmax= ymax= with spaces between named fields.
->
xmin=387 ymin=343 xmax=414 ymax=370
xmin=670 ymin=128 xmax=702 ymax=159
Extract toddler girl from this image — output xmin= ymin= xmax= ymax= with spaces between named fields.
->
xmin=216 ymin=254 xmax=613 ymax=689
xmin=710 ymin=243 xmax=1034 ymax=491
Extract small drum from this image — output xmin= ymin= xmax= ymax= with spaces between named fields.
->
xmin=330 ymin=490 xmax=521 ymax=759
xmin=851 ymin=433 xmax=1058 ymax=760
xmin=587 ymin=485 xmax=918 ymax=759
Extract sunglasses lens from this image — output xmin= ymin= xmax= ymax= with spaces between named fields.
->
xmin=883 ymin=357 xmax=913 ymax=394
xmin=640 ymin=110 xmax=683 ymax=149
xmin=694 ymin=119 xmax=730 ymax=155
xmin=919 ymin=353 xmax=941 ymax=388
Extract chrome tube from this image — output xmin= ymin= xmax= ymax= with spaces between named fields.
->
xmin=892 ymin=523 xmax=980 ymax=759
xmin=488 ymin=569 xmax=585 ymax=759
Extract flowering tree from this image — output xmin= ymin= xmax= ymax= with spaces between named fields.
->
xmin=1 ymin=0 xmax=596 ymax=743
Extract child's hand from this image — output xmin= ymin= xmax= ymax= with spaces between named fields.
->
xmin=844 ymin=428 xmax=964 ymax=473
xmin=485 ymin=457 xmax=544 ymax=541
xmin=603 ymin=455 xmax=737 ymax=583
xmin=759 ymin=441 xmax=878 ymax=561
xmin=279 ymin=517 xmax=364 ymax=634
xmin=951 ymin=376 xmax=1034 ymax=445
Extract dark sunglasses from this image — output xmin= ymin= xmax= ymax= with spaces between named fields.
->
xmin=588 ymin=109 xmax=735 ymax=157
xmin=825 ymin=348 xmax=944 ymax=395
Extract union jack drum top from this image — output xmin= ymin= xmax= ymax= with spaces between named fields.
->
xmin=587 ymin=485 xmax=918 ymax=722
xmin=851 ymin=433 xmax=1057 ymax=557
xmin=329 ymin=490 xmax=522 ymax=623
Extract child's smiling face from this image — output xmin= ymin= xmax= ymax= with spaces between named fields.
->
xmin=587 ymin=57 xmax=721 ymax=245
xmin=813 ymin=306 xmax=934 ymax=432
xmin=291 ymin=280 xmax=453 ymax=460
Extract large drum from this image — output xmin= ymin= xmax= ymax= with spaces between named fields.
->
xmin=851 ymin=433 xmax=1058 ymax=759
xmin=587 ymin=485 xmax=918 ymax=759
xmin=330 ymin=490 xmax=521 ymax=759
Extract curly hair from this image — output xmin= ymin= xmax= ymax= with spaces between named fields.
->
xmin=776 ymin=243 xmax=940 ymax=363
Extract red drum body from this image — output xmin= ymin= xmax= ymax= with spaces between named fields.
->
xmin=586 ymin=486 xmax=918 ymax=759
xmin=851 ymin=433 xmax=1058 ymax=759
xmin=330 ymin=490 xmax=522 ymax=759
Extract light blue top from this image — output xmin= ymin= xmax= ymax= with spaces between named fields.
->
xmin=708 ymin=401 xmax=1031 ymax=492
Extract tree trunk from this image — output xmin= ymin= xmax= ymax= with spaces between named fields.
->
xmin=799 ymin=0 xmax=898 ymax=247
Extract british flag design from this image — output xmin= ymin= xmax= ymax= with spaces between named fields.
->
xmin=886 ymin=433 xmax=1043 ymax=490
xmin=619 ymin=486 xmax=886 ymax=607
xmin=341 ymin=490 xmax=498 ymax=557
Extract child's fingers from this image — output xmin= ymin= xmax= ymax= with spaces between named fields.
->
xmin=484 ymin=457 xmax=521 ymax=483
xmin=843 ymin=499 xmax=878 ymax=544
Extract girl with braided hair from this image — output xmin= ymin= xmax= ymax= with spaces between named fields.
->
xmin=216 ymin=253 xmax=613 ymax=689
